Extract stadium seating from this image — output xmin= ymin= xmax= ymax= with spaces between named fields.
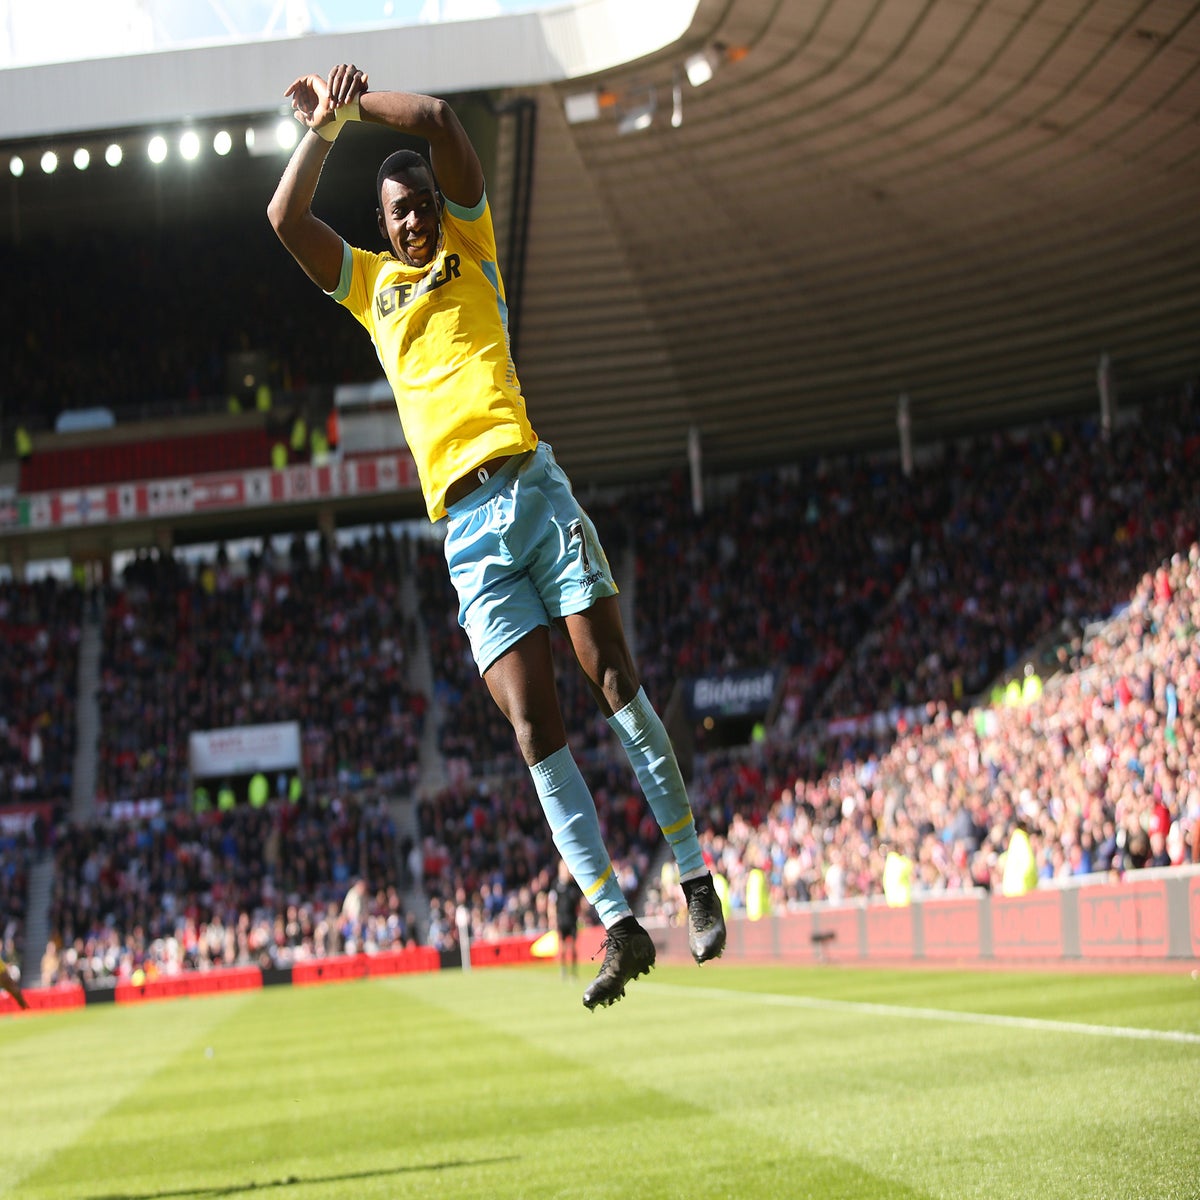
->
xmin=8 ymin=389 xmax=1200 ymax=981
xmin=0 ymin=578 xmax=81 ymax=808
xmin=43 ymin=789 xmax=409 ymax=986
xmin=0 ymin=829 xmax=33 ymax=979
xmin=18 ymin=427 xmax=275 ymax=492
xmin=95 ymin=532 xmax=425 ymax=808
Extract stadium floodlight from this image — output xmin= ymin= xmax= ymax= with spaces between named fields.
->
xmin=105 ymin=143 xmax=122 ymax=167
xmin=564 ymin=91 xmax=601 ymax=124
xmin=40 ymin=150 xmax=58 ymax=174
xmin=73 ymin=147 xmax=90 ymax=170
xmin=617 ymin=89 xmax=656 ymax=135
xmin=564 ymin=88 xmax=618 ymax=125
xmin=179 ymin=130 xmax=201 ymax=161
xmin=213 ymin=129 xmax=233 ymax=156
xmin=275 ymin=118 xmax=299 ymax=150
xmin=9 ymin=155 xmax=24 ymax=177
xmin=147 ymin=135 xmax=168 ymax=164
xmin=685 ymin=50 xmax=715 ymax=87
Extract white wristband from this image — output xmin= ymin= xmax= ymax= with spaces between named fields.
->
xmin=314 ymin=97 xmax=361 ymax=143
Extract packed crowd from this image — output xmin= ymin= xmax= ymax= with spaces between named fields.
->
xmin=639 ymin=543 xmax=1200 ymax=923
xmin=6 ymin=391 xmax=1200 ymax=980
xmin=41 ymin=788 xmax=412 ymax=986
xmin=629 ymin=397 xmax=1200 ymax=751
xmin=629 ymin=463 xmax=924 ymax=732
xmin=0 ymin=578 xmax=81 ymax=808
xmin=414 ymin=754 xmax=659 ymax=949
xmin=817 ymin=404 xmax=1200 ymax=719
xmin=0 ymin=829 xmax=34 ymax=980
xmin=414 ymin=392 xmax=1200 ymax=941
xmin=96 ymin=529 xmax=426 ymax=807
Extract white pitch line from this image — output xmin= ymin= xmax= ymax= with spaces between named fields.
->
xmin=640 ymin=983 xmax=1200 ymax=1045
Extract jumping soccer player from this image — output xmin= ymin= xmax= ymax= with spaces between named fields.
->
xmin=268 ymin=64 xmax=725 ymax=1009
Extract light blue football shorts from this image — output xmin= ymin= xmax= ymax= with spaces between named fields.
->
xmin=442 ymin=442 xmax=619 ymax=675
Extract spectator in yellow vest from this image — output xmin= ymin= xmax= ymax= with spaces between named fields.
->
xmin=248 ymin=772 xmax=270 ymax=808
xmin=1001 ymin=822 xmax=1039 ymax=896
xmin=290 ymin=413 xmax=308 ymax=456
xmin=745 ymin=867 xmax=769 ymax=920
xmin=883 ymin=843 xmax=914 ymax=907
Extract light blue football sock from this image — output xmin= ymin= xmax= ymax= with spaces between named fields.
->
xmin=530 ymin=745 xmax=631 ymax=928
xmin=607 ymin=687 xmax=706 ymax=878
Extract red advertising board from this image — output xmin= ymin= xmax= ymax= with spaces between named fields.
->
xmin=777 ymin=908 xmax=815 ymax=959
xmin=922 ymin=897 xmax=984 ymax=960
xmin=1078 ymin=880 xmax=1170 ymax=958
xmin=814 ymin=906 xmax=860 ymax=962
xmin=292 ymin=956 xmax=368 ymax=987
xmin=992 ymin=892 xmax=1063 ymax=958
xmin=739 ymin=914 xmax=777 ymax=959
xmin=3 ymin=451 xmax=420 ymax=533
xmin=470 ymin=936 xmax=538 ymax=967
xmin=864 ymin=904 xmax=915 ymax=960
xmin=289 ymin=949 xmax=442 ymax=986
xmin=364 ymin=947 xmax=440 ymax=977
xmin=0 ymin=982 xmax=86 ymax=1016
xmin=1192 ymin=878 xmax=1200 ymax=958
xmin=114 ymin=965 xmax=262 ymax=1004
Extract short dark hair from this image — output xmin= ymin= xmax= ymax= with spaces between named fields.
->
xmin=376 ymin=149 xmax=436 ymax=209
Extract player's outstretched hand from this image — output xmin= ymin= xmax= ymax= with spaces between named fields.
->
xmin=285 ymin=71 xmax=335 ymax=132
xmin=327 ymin=63 xmax=369 ymax=109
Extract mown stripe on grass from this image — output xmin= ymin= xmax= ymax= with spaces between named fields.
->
xmin=643 ymin=983 xmax=1200 ymax=1045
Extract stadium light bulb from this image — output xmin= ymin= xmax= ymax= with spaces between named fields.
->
xmin=685 ymin=50 xmax=715 ymax=87
xmin=105 ymin=143 xmax=123 ymax=167
xmin=73 ymin=147 xmax=90 ymax=170
xmin=9 ymin=155 xmax=23 ymax=177
xmin=40 ymin=150 xmax=58 ymax=174
xmin=147 ymin=135 xmax=168 ymax=164
xmin=213 ymin=129 xmax=232 ymax=156
xmin=275 ymin=119 xmax=299 ymax=150
xmin=179 ymin=130 xmax=201 ymax=161
xmin=617 ymin=90 xmax=656 ymax=136
xmin=564 ymin=91 xmax=601 ymax=124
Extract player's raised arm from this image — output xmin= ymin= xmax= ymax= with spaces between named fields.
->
xmin=358 ymin=87 xmax=485 ymax=210
xmin=267 ymin=67 xmax=368 ymax=292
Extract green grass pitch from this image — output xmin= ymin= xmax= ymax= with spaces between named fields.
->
xmin=2 ymin=963 xmax=1198 ymax=1199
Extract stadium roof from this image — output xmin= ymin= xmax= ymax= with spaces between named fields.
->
xmin=3 ymin=0 xmax=1198 ymax=487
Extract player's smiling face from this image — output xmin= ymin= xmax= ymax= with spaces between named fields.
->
xmin=378 ymin=169 xmax=441 ymax=268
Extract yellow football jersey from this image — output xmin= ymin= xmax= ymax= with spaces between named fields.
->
xmin=330 ymin=192 xmax=537 ymax=519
